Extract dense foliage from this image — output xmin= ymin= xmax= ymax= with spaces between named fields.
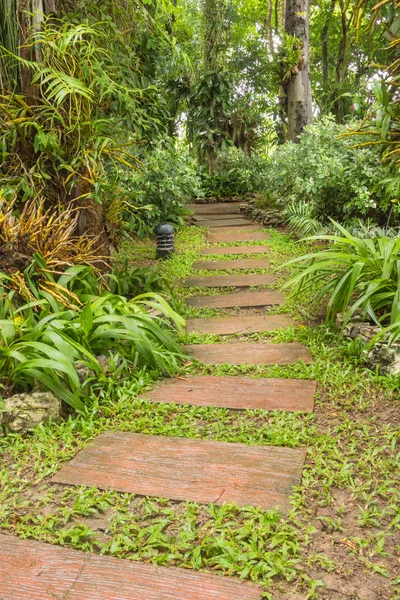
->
xmin=260 ymin=118 xmax=394 ymax=225
xmin=114 ymin=142 xmax=202 ymax=236
xmin=0 ymin=258 xmax=185 ymax=409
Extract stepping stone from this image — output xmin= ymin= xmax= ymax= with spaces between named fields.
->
xmin=193 ymin=258 xmax=270 ymax=271
xmin=186 ymin=314 xmax=295 ymax=334
xmin=200 ymin=245 xmax=269 ymax=256
xmin=208 ymin=231 xmax=270 ymax=243
xmin=186 ymin=290 xmax=283 ymax=309
xmin=211 ymin=225 xmax=263 ymax=233
xmin=194 ymin=218 xmax=252 ymax=228
xmin=185 ymin=342 xmax=313 ymax=365
xmin=145 ymin=375 xmax=316 ymax=412
xmin=184 ymin=274 xmax=276 ymax=288
xmin=53 ymin=431 xmax=306 ymax=511
xmin=192 ymin=213 xmax=243 ymax=222
xmin=189 ymin=203 xmax=244 ymax=214
xmin=0 ymin=534 xmax=261 ymax=600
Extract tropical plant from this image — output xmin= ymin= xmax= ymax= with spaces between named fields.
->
xmin=284 ymin=221 xmax=400 ymax=332
xmin=261 ymin=117 xmax=395 ymax=223
xmin=284 ymin=201 xmax=325 ymax=236
xmin=201 ymin=147 xmax=269 ymax=197
xmin=116 ymin=142 xmax=202 ymax=234
xmin=0 ymin=260 xmax=186 ymax=410
xmin=0 ymin=196 xmax=101 ymax=274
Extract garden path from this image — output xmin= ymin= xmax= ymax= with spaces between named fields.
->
xmin=0 ymin=203 xmax=316 ymax=599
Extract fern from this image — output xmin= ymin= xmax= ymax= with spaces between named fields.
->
xmin=284 ymin=201 xmax=325 ymax=236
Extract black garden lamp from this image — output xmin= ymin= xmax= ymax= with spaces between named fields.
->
xmin=155 ymin=223 xmax=175 ymax=259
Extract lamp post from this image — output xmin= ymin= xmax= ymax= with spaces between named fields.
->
xmin=155 ymin=223 xmax=175 ymax=259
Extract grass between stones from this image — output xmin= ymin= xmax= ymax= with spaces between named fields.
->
xmin=0 ymin=225 xmax=399 ymax=599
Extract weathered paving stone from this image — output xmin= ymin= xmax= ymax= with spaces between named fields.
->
xmin=208 ymin=231 xmax=270 ymax=243
xmin=188 ymin=202 xmax=245 ymax=214
xmin=185 ymin=342 xmax=313 ymax=365
xmin=184 ymin=274 xmax=276 ymax=288
xmin=186 ymin=314 xmax=295 ymax=334
xmin=192 ymin=213 xmax=243 ymax=222
xmin=186 ymin=290 xmax=283 ymax=309
xmin=0 ymin=534 xmax=262 ymax=600
xmin=200 ymin=245 xmax=269 ymax=256
xmin=53 ymin=432 xmax=306 ymax=511
xmin=193 ymin=258 xmax=270 ymax=271
xmin=207 ymin=225 xmax=263 ymax=234
xmin=145 ymin=375 xmax=316 ymax=412
xmin=194 ymin=218 xmax=252 ymax=227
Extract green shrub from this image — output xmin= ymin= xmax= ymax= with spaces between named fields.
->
xmin=284 ymin=221 xmax=400 ymax=335
xmin=201 ymin=147 xmax=269 ymax=197
xmin=112 ymin=141 xmax=202 ymax=236
xmin=263 ymin=117 xmax=395 ymax=224
xmin=0 ymin=261 xmax=186 ymax=411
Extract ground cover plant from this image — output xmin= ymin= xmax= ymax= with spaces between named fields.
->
xmin=0 ymin=226 xmax=399 ymax=599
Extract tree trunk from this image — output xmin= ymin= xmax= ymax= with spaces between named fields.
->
xmin=285 ymin=0 xmax=313 ymax=142
xmin=320 ymin=0 xmax=336 ymax=93
xmin=333 ymin=0 xmax=349 ymax=123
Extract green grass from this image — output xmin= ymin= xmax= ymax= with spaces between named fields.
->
xmin=0 ymin=224 xmax=399 ymax=599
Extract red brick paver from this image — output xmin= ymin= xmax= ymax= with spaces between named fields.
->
xmin=193 ymin=258 xmax=270 ymax=270
xmin=0 ymin=534 xmax=261 ymax=599
xmin=208 ymin=231 xmax=269 ymax=243
xmin=186 ymin=314 xmax=295 ymax=334
xmin=145 ymin=375 xmax=316 ymax=412
xmin=186 ymin=290 xmax=283 ymax=308
xmin=184 ymin=274 xmax=275 ymax=287
xmin=53 ymin=432 xmax=306 ymax=511
xmin=188 ymin=202 xmax=245 ymax=214
xmin=185 ymin=342 xmax=313 ymax=365
xmin=200 ymin=245 xmax=269 ymax=256
xmin=194 ymin=218 xmax=252 ymax=227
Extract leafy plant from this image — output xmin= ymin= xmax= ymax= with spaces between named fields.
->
xmin=261 ymin=117 xmax=395 ymax=224
xmin=283 ymin=221 xmax=400 ymax=331
xmin=0 ymin=260 xmax=186 ymax=409
xmin=201 ymin=147 xmax=269 ymax=197
xmin=284 ymin=201 xmax=325 ymax=236
xmin=114 ymin=141 xmax=202 ymax=235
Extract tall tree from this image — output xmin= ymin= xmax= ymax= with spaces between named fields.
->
xmin=285 ymin=0 xmax=313 ymax=141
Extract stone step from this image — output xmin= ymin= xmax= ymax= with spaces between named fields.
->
xmin=145 ymin=375 xmax=316 ymax=412
xmin=208 ymin=231 xmax=269 ymax=243
xmin=185 ymin=342 xmax=313 ymax=365
xmin=186 ymin=290 xmax=283 ymax=309
xmin=193 ymin=258 xmax=270 ymax=271
xmin=194 ymin=218 xmax=252 ymax=228
xmin=207 ymin=225 xmax=263 ymax=234
xmin=0 ymin=534 xmax=261 ymax=600
xmin=200 ymin=245 xmax=269 ymax=256
xmin=188 ymin=203 xmax=245 ymax=214
xmin=186 ymin=314 xmax=294 ymax=334
xmin=53 ymin=432 xmax=306 ymax=511
xmin=192 ymin=213 xmax=243 ymax=222
xmin=184 ymin=274 xmax=275 ymax=288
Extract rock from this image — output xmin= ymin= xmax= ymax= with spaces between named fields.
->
xmin=96 ymin=354 xmax=112 ymax=375
xmin=239 ymin=205 xmax=284 ymax=227
xmin=0 ymin=392 xmax=61 ymax=433
xmin=74 ymin=361 xmax=95 ymax=383
xmin=75 ymin=355 xmax=113 ymax=383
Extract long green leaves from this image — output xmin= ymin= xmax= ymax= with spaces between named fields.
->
xmin=0 ymin=262 xmax=186 ymax=410
xmin=283 ymin=221 xmax=400 ymax=334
